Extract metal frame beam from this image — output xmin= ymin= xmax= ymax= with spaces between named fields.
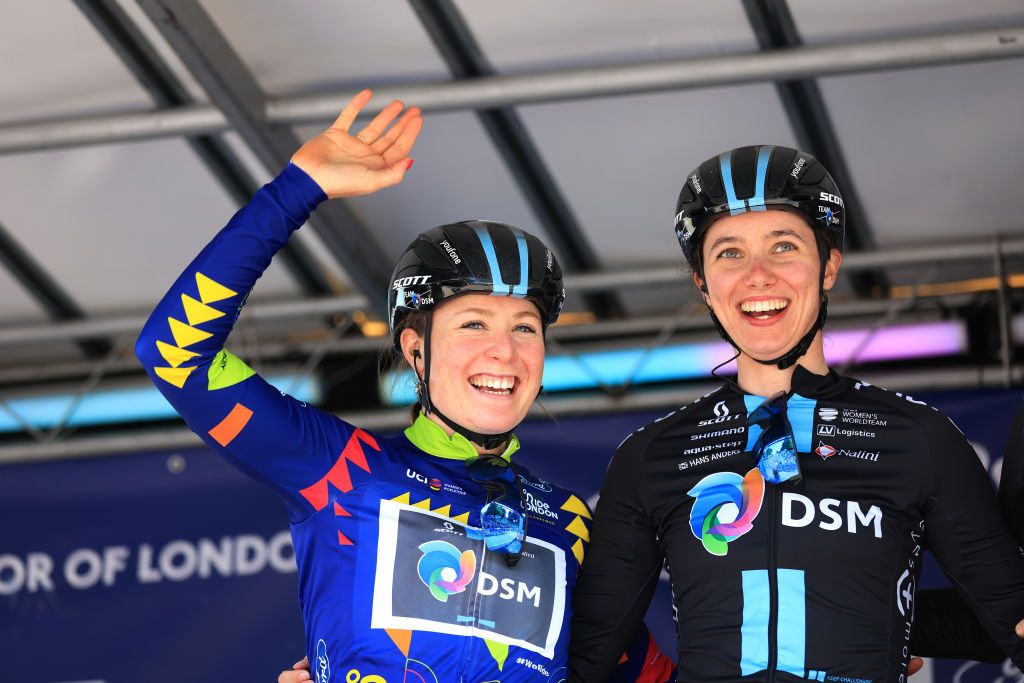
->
xmin=742 ymin=0 xmax=888 ymax=298
xmin=1 ymin=25 xmax=1019 ymax=154
xmin=1 ymin=235 xmax=1020 ymax=348
xmin=133 ymin=0 xmax=393 ymax=300
xmin=408 ymin=0 xmax=621 ymax=318
xmin=2 ymin=362 xmax=1020 ymax=464
xmin=74 ymin=0 xmax=333 ymax=295
xmin=0 ymin=220 xmax=108 ymax=357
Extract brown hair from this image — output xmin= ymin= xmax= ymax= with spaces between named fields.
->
xmin=380 ymin=310 xmax=427 ymax=424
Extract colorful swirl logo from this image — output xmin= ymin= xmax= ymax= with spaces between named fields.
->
xmin=687 ymin=468 xmax=765 ymax=556
xmin=416 ymin=540 xmax=476 ymax=602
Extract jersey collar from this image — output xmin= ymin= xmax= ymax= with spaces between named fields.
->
xmin=404 ymin=414 xmax=520 ymax=462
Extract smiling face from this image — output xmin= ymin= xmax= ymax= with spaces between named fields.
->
xmin=694 ymin=210 xmax=841 ymax=364
xmin=400 ymin=293 xmax=545 ymax=440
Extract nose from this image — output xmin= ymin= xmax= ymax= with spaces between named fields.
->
xmin=744 ymin=254 xmax=777 ymax=289
xmin=487 ymin=329 xmax=515 ymax=361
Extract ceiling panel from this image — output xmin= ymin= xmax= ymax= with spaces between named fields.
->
xmin=516 ymin=84 xmax=798 ymax=271
xmin=789 ymin=0 xmax=1024 ymax=43
xmin=0 ymin=138 xmax=299 ymax=317
xmin=0 ymin=1 xmax=152 ymax=124
xmin=314 ymin=110 xmax=560 ymax=270
xmin=456 ymin=0 xmax=758 ymax=72
xmin=820 ymin=60 xmax=1024 ymax=246
xmin=0 ymin=266 xmax=47 ymax=322
xmin=199 ymin=0 xmax=450 ymax=97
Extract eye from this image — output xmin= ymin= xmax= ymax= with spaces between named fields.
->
xmin=773 ymin=241 xmax=797 ymax=254
xmin=461 ymin=320 xmax=485 ymax=330
xmin=716 ymin=247 xmax=741 ymax=260
xmin=514 ymin=322 xmax=539 ymax=334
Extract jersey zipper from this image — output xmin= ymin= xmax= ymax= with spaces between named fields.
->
xmin=766 ymin=485 xmax=779 ymax=682
xmin=462 ymin=489 xmax=494 ymax=683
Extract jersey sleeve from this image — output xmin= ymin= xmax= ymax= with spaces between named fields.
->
xmin=570 ymin=432 xmax=665 ymax=683
xmin=922 ymin=411 xmax=1024 ymax=668
xmin=1000 ymin=402 xmax=1024 ymax=542
xmin=605 ymin=622 xmax=676 ymax=683
xmin=135 ymin=164 xmax=375 ymax=521
xmin=910 ymin=587 xmax=1005 ymax=661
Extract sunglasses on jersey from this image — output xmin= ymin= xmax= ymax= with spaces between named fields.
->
xmin=748 ymin=392 xmax=801 ymax=484
xmin=466 ymin=455 xmax=528 ymax=567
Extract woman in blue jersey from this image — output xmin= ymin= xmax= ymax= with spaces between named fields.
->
xmin=569 ymin=145 xmax=1024 ymax=682
xmin=136 ymin=90 xmax=672 ymax=683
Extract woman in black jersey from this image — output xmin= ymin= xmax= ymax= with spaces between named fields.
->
xmin=569 ymin=146 xmax=1024 ymax=682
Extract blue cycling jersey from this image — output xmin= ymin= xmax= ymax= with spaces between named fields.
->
xmin=135 ymin=164 xmax=673 ymax=683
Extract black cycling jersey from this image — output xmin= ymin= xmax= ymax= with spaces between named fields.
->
xmin=570 ymin=367 xmax=1024 ymax=682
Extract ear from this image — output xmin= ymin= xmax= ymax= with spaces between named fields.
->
xmin=822 ymin=248 xmax=842 ymax=292
xmin=692 ymin=271 xmax=710 ymax=304
xmin=399 ymin=327 xmax=423 ymax=370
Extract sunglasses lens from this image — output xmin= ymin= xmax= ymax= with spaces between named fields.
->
xmin=758 ymin=433 xmax=799 ymax=484
xmin=751 ymin=395 xmax=801 ymax=485
xmin=480 ymin=501 xmax=524 ymax=555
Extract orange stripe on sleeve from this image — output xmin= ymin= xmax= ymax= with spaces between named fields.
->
xmin=208 ymin=403 xmax=253 ymax=447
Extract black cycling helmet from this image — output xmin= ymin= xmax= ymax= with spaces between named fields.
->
xmin=673 ymin=145 xmax=845 ymax=370
xmin=389 ymin=220 xmax=564 ymax=349
xmin=388 ymin=220 xmax=564 ymax=449
xmin=674 ymin=144 xmax=844 ymax=278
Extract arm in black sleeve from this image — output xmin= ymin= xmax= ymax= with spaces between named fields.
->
xmin=570 ymin=432 xmax=664 ymax=683
xmin=1000 ymin=401 xmax=1024 ymax=543
xmin=911 ymin=588 xmax=1005 ymax=662
xmin=911 ymin=404 xmax=1024 ymax=663
xmin=922 ymin=411 xmax=1024 ymax=669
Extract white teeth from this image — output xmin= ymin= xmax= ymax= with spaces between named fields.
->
xmin=470 ymin=375 xmax=515 ymax=391
xmin=740 ymin=299 xmax=788 ymax=313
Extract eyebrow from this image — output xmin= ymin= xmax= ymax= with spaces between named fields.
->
xmin=457 ymin=306 xmax=540 ymax=319
xmin=707 ymin=228 xmax=808 ymax=253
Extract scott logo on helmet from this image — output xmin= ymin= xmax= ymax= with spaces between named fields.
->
xmin=819 ymin=191 xmax=844 ymax=208
xmin=393 ymin=275 xmax=431 ymax=290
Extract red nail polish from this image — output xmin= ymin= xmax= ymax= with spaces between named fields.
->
xmin=406 ymin=158 xmax=414 ymax=171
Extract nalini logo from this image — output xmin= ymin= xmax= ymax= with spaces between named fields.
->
xmin=687 ymin=468 xmax=765 ymax=556
xmin=815 ymin=442 xmax=836 ymax=460
xmin=818 ymin=407 xmax=838 ymax=422
xmin=417 ymin=540 xmax=476 ymax=602
xmin=315 ymin=639 xmax=330 ymax=683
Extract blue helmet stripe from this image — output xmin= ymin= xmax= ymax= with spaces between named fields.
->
xmin=473 ymin=225 xmax=508 ymax=295
xmin=511 ymin=229 xmax=529 ymax=297
xmin=750 ymin=146 xmax=773 ymax=211
xmin=719 ymin=152 xmax=747 ymax=215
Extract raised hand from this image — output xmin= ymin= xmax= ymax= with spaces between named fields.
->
xmin=290 ymin=89 xmax=422 ymax=199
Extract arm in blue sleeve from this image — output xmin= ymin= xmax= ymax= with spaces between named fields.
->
xmin=135 ymin=164 xmax=378 ymax=520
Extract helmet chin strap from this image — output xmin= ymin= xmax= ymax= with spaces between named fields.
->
xmin=413 ymin=311 xmax=514 ymax=452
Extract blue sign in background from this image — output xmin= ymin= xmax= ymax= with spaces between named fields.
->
xmin=2 ymin=386 xmax=1022 ymax=682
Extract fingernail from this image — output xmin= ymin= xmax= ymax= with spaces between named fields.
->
xmin=293 ymin=659 xmax=305 ymax=667
xmin=406 ymin=158 xmax=414 ymax=171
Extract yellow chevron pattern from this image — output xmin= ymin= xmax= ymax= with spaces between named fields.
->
xmin=181 ymin=294 xmax=225 ymax=326
xmin=412 ymin=498 xmax=431 ymax=510
xmin=154 ymin=365 xmax=196 ymax=389
xmin=566 ymin=515 xmax=590 ymax=542
xmin=168 ymin=317 xmax=213 ymax=348
xmin=195 ymin=272 xmax=236 ymax=304
xmin=433 ymin=504 xmax=451 ymax=518
xmin=391 ymin=492 xmax=412 ymax=505
xmin=451 ymin=511 xmax=470 ymax=525
xmin=561 ymin=494 xmax=592 ymax=520
xmin=156 ymin=340 xmax=199 ymax=367
xmin=571 ymin=539 xmax=585 ymax=565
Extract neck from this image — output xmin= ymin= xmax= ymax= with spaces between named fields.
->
xmin=734 ymin=333 xmax=829 ymax=396
xmin=425 ymin=411 xmax=508 ymax=456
